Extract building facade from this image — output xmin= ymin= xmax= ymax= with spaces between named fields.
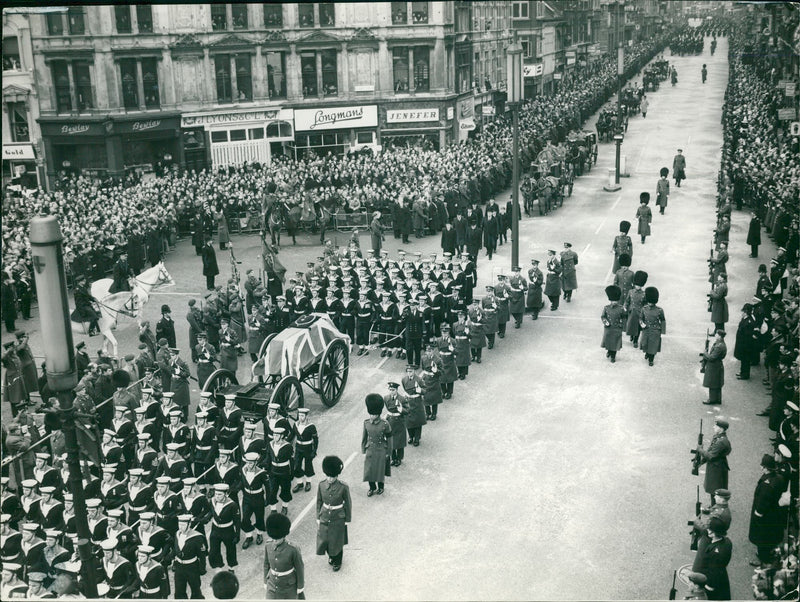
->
xmin=29 ymin=3 xmax=518 ymax=184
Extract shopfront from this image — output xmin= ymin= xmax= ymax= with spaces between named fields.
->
xmin=181 ymin=107 xmax=295 ymax=170
xmin=112 ymin=113 xmax=182 ymax=175
xmin=455 ymin=95 xmax=476 ymax=143
xmin=381 ymin=104 xmax=449 ymax=151
xmin=523 ymin=63 xmax=543 ymax=99
xmin=293 ymin=105 xmax=378 ymax=158
xmin=2 ymin=143 xmax=39 ymax=191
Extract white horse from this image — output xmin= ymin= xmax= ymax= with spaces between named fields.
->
xmin=71 ymin=262 xmax=174 ymax=356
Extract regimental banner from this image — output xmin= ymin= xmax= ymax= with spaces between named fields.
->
xmin=294 ymin=105 xmax=378 ymax=132
xmin=386 ymin=108 xmax=439 ymax=124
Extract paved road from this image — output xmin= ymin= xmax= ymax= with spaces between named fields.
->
xmin=4 ymin=36 xmax=779 ymax=600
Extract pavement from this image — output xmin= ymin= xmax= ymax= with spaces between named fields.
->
xmin=1 ymin=36 xmax=781 ymax=600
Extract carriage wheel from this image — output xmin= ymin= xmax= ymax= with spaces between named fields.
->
xmin=201 ymin=369 xmax=238 ymax=396
xmin=258 ymin=333 xmax=278 ymax=359
xmin=318 ymin=338 xmax=349 ymax=407
xmin=269 ymin=375 xmax=303 ymax=417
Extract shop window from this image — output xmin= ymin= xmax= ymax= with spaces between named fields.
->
xmin=229 ymin=129 xmax=247 ymax=142
xmin=263 ymin=5 xmax=283 ymax=27
xmin=295 ymin=132 xmax=346 ymax=158
xmin=52 ymin=61 xmax=72 ymax=112
xmin=300 ymin=52 xmax=318 ymax=97
xmin=265 ymin=51 xmax=286 ymax=99
xmin=319 ymin=4 xmax=335 ymax=27
xmin=137 ymin=6 xmax=153 ymax=33
xmin=47 ymin=13 xmax=65 ymax=36
xmin=3 ymin=37 xmax=21 ymax=71
xmin=249 ymin=128 xmax=265 ymax=139
xmin=115 ymin=6 xmax=133 ymax=33
xmin=298 ymin=4 xmax=315 ymax=28
xmin=8 ymin=103 xmax=30 ymax=142
xmin=120 ymin=59 xmax=139 ymax=109
xmin=391 ymin=2 xmax=407 ymax=24
xmin=356 ymin=132 xmax=373 ymax=144
xmin=142 ymin=58 xmax=160 ymax=108
xmin=211 ymin=131 xmax=228 ymax=143
xmin=413 ymin=47 xmax=429 ymax=91
xmin=68 ymin=7 xmax=86 ymax=35
xmin=232 ymin=4 xmax=248 ymax=29
xmin=211 ymin=4 xmax=228 ymax=31
xmin=321 ymin=50 xmax=337 ymax=97
xmin=235 ymin=55 xmax=252 ymax=101
xmin=393 ymin=47 xmax=409 ymax=92
xmin=267 ymin=121 xmax=292 ymax=138
xmin=215 ymin=55 xmax=232 ymax=102
xmin=74 ymin=61 xmax=93 ymax=111
xmin=412 ymin=2 xmax=428 ymax=23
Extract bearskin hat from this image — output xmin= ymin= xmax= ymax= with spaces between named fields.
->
xmin=365 ymin=393 xmax=384 ymax=416
xmin=619 ymin=220 xmax=631 ymax=234
xmin=633 ymin=270 xmax=648 ymax=287
xmin=111 ymin=369 xmax=131 ymax=389
xmin=640 ymin=192 xmax=650 ymax=204
xmin=322 ymin=456 xmax=344 ymax=478
xmin=644 ymin=286 xmax=659 ymax=304
xmin=618 ymin=253 xmax=631 ymax=268
xmin=605 ymin=285 xmax=622 ymax=302
xmin=265 ymin=512 xmax=291 ymax=540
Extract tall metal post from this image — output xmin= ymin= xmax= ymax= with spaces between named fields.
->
xmin=616 ymin=1 xmax=623 ymax=134
xmin=29 ymin=216 xmax=98 ymax=598
xmin=507 ymin=36 xmax=523 ymax=270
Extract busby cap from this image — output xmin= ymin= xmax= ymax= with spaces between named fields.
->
xmin=266 ymin=512 xmax=291 ymax=539
xmin=618 ymin=253 xmax=631 ymax=267
xmin=365 ymin=393 xmax=384 ymax=415
xmin=619 ymin=220 xmax=631 ymax=233
xmin=322 ymin=455 xmax=344 ymax=478
xmin=644 ymin=286 xmax=659 ymax=304
xmin=660 ymin=167 xmax=669 ymax=177
xmin=633 ymin=270 xmax=648 ymax=287
xmin=605 ymin=285 xmax=622 ymax=302
xmin=112 ymin=369 xmax=131 ymax=388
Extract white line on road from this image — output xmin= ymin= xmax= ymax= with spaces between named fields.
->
xmin=594 ymin=195 xmax=622 ymax=236
xmin=582 ymin=243 xmax=591 ymax=255
xmin=292 ymin=450 xmax=358 ymax=528
xmin=370 ymin=356 xmax=389 ymax=374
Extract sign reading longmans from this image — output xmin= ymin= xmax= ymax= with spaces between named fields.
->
xmin=295 ymin=105 xmax=377 ymax=132
xmin=386 ymin=108 xmax=439 ymax=124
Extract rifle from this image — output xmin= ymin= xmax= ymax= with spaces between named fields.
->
xmin=699 ymin=329 xmax=712 ymax=372
xmin=688 ymin=484 xmax=703 ymax=550
xmin=669 ymin=570 xmax=677 ymax=600
xmin=690 ymin=420 xmax=704 ymax=475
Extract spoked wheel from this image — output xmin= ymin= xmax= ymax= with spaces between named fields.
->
xmin=201 ymin=369 xmax=238 ymax=396
xmin=318 ymin=338 xmax=349 ymax=407
xmin=269 ymin=375 xmax=303 ymax=418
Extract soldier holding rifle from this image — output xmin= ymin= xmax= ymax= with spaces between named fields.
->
xmin=693 ymin=418 xmax=731 ymax=506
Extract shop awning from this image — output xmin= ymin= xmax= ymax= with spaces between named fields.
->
xmin=2 ymin=144 xmax=35 ymax=161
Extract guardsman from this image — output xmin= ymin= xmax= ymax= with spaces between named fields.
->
xmin=625 ymin=271 xmax=648 ymax=348
xmin=316 ymin=456 xmax=352 ymax=572
xmin=173 ymin=513 xmax=207 ymax=599
xmin=38 ymin=486 xmax=64 ymax=531
xmin=217 ymin=393 xmax=243 ymax=451
xmin=191 ymin=409 xmax=217 ymax=486
xmin=179 ymin=477 xmax=211 ymax=539
xmin=467 ymin=299 xmax=486 ymax=363
xmin=402 ymin=365 xmax=426 ymax=447
xmin=292 ymin=409 xmax=318 ymax=494
xmin=656 ymin=167 xmax=670 ymax=215
xmin=239 ymin=421 xmax=266 ymax=465
xmin=701 ymin=330 xmax=727 ymax=405
xmin=106 ymin=508 xmax=136 ymax=563
xmin=614 ymin=254 xmax=634 ymax=307
xmin=156 ymin=441 xmax=190 ymax=492
xmin=526 ymin=259 xmax=544 ymax=320
xmin=101 ymin=537 xmax=138 ymax=598
xmin=195 ymin=332 xmax=217 ymax=390
xmin=362 ymin=394 xmax=392 ymax=496
xmin=208 ymin=483 xmax=240 ymax=569
xmin=99 ymin=464 xmax=127 ymax=515
xmin=135 ymin=511 xmax=172 ymax=567
xmin=267 ymin=427 xmax=294 ymax=515
xmin=560 ymin=243 xmax=579 ymax=302
xmin=240 ymin=452 xmax=269 ymax=550
xmin=209 ymin=448 xmax=242 ymax=504
xmin=636 ymin=193 xmax=652 ymax=245
xmin=612 ymin=221 xmax=633 ymax=273
xmin=601 ymin=285 xmax=625 ymax=363
xmin=639 ymin=286 xmax=666 ymax=366
xmin=481 ymin=286 xmax=499 ymax=349
xmin=355 ymin=289 xmax=374 ymax=356
xmin=134 ymin=433 xmax=159 ymax=483
xmin=263 ymin=513 xmax=304 ymax=599
xmin=136 ymin=544 xmax=170 ymax=598
xmin=384 ymin=382 xmax=408 ymax=466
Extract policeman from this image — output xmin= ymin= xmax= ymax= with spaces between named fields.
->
xmin=292 ymin=409 xmax=318 ymax=493
xmin=601 ymin=285 xmax=625 ymax=363
xmin=208 ymin=483 xmax=240 ymax=569
xmin=173 ymin=513 xmax=207 ymax=599
xmin=263 ymin=513 xmax=304 ymax=600
xmin=240 ymin=452 xmax=269 ymax=550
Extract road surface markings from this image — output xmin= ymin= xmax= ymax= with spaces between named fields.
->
xmin=292 ymin=450 xmax=358 ymax=527
xmin=582 ymin=243 xmax=591 ymax=255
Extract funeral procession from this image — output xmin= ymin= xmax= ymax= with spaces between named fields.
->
xmin=0 ymin=1 xmax=798 ymax=600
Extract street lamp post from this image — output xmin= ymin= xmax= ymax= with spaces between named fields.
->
xmin=29 ymin=216 xmax=98 ymax=598
xmin=506 ymin=36 xmax=523 ymax=270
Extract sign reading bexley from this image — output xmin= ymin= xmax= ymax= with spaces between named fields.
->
xmin=295 ymin=105 xmax=377 ymax=132
xmin=386 ymin=108 xmax=439 ymax=124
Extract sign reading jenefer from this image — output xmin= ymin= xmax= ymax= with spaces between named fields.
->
xmin=386 ymin=108 xmax=439 ymax=123
xmin=295 ymin=105 xmax=377 ymax=131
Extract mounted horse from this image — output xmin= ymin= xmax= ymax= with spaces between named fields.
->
xmin=71 ymin=262 xmax=174 ymax=356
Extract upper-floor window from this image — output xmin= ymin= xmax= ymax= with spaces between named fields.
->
xmin=455 ymin=47 xmax=471 ymax=94
xmin=68 ymin=7 xmax=86 ymax=34
xmin=265 ymin=51 xmax=286 ymax=99
xmin=232 ymin=4 xmax=248 ymax=29
xmin=214 ymin=54 xmax=252 ymax=103
xmin=115 ymin=6 xmax=133 ymax=33
xmin=211 ymin=4 xmax=227 ymax=31
xmin=393 ymin=46 xmax=429 ymax=92
xmin=300 ymin=50 xmax=338 ymax=98
xmin=51 ymin=59 xmax=94 ymax=112
xmin=263 ymin=4 xmax=283 ymax=27
xmin=2 ymin=37 xmax=21 ymax=71
xmin=115 ymin=6 xmax=152 ymax=34
xmin=46 ymin=13 xmax=65 ymax=35
xmin=7 ymin=102 xmax=30 ymax=142
xmin=512 ymin=2 xmax=529 ymax=19
xmin=299 ymin=3 xmax=335 ymax=28
xmin=137 ymin=6 xmax=153 ymax=33
xmin=392 ymin=2 xmax=428 ymax=25
xmin=413 ymin=47 xmax=429 ymax=91
xmin=391 ymin=2 xmax=407 ymax=24
xmin=411 ymin=2 xmax=428 ymax=23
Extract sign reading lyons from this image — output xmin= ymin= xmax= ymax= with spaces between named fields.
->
xmin=295 ymin=105 xmax=378 ymax=131
xmin=386 ymin=108 xmax=440 ymax=123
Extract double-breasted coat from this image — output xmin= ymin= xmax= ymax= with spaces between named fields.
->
xmin=543 ymin=260 xmax=562 ymax=297
xmin=624 ymin=287 xmax=646 ymax=337
xmin=560 ymin=250 xmax=578 ymax=292
xmin=698 ymin=432 xmax=731 ymax=496
xmin=636 ymin=205 xmax=652 ymax=236
xmin=384 ymin=392 xmax=408 ymax=450
xmin=526 ymin=267 xmax=544 ymax=310
xmin=316 ymin=478 xmax=351 ymax=557
xmin=709 ymin=283 xmax=728 ymax=325
xmin=401 ymin=374 xmax=427 ymax=429
xmin=733 ymin=314 xmax=760 ymax=366
xmin=702 ymin=340 xmax=727 ymax=389
xmin=656 ymin=178 xmax=670 ymax=209
xmin=601 ymin=303 xmax=626 ymax=351
xmin=361 ymin=417 xmax=391 ymax=483
xmin=451 ymin=322 xmax=471 ymax=368
xmin=748 ymin=470 xmax=787 ymax=549
xmin=436 ymin=336 xmax=458 ymax=383
xmin=508 ymin=274 xmax=527 ymax=315
xmin=639 ymin=304 xmax=666 ymax=355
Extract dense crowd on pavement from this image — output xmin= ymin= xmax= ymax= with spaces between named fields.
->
xmin=684 ymin=11 xmax=799 ymax=602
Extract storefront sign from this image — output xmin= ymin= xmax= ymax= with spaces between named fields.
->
xmin=785 ymin=82 xmax=796 ymax=97
xmin=446 ymin=107 xmax=454 ymax=120
xmin=553 ymin=73 xmax=563 ymax=80
xmin=181 ymin=108 xmax=283 ymax=128
xmin=295 ymin=105 xmax=377 ymax=131
xmin=40 ymin=120 xmax=108 ymax=137
xmin=386 ymin=108 xmax=439 ymax=124
xmin=778 ymin=108 xmax=797 ymax=121
xmin=566 ymin=50 xmax=576 ymax=66
xmin=523 ymin=64 xmax=543 ymax=78
xmin=459 ymin=119 xmax=476 ymax=131
xmin=2 ymin=144 xmax=35 ymax=160
xmin=113 ymin=116 xmax=182 ymax=135
xmin=61 ymin=124 xmax=91 ymax=135
xmin=481 ymin=105 xmax=495 ymax=116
